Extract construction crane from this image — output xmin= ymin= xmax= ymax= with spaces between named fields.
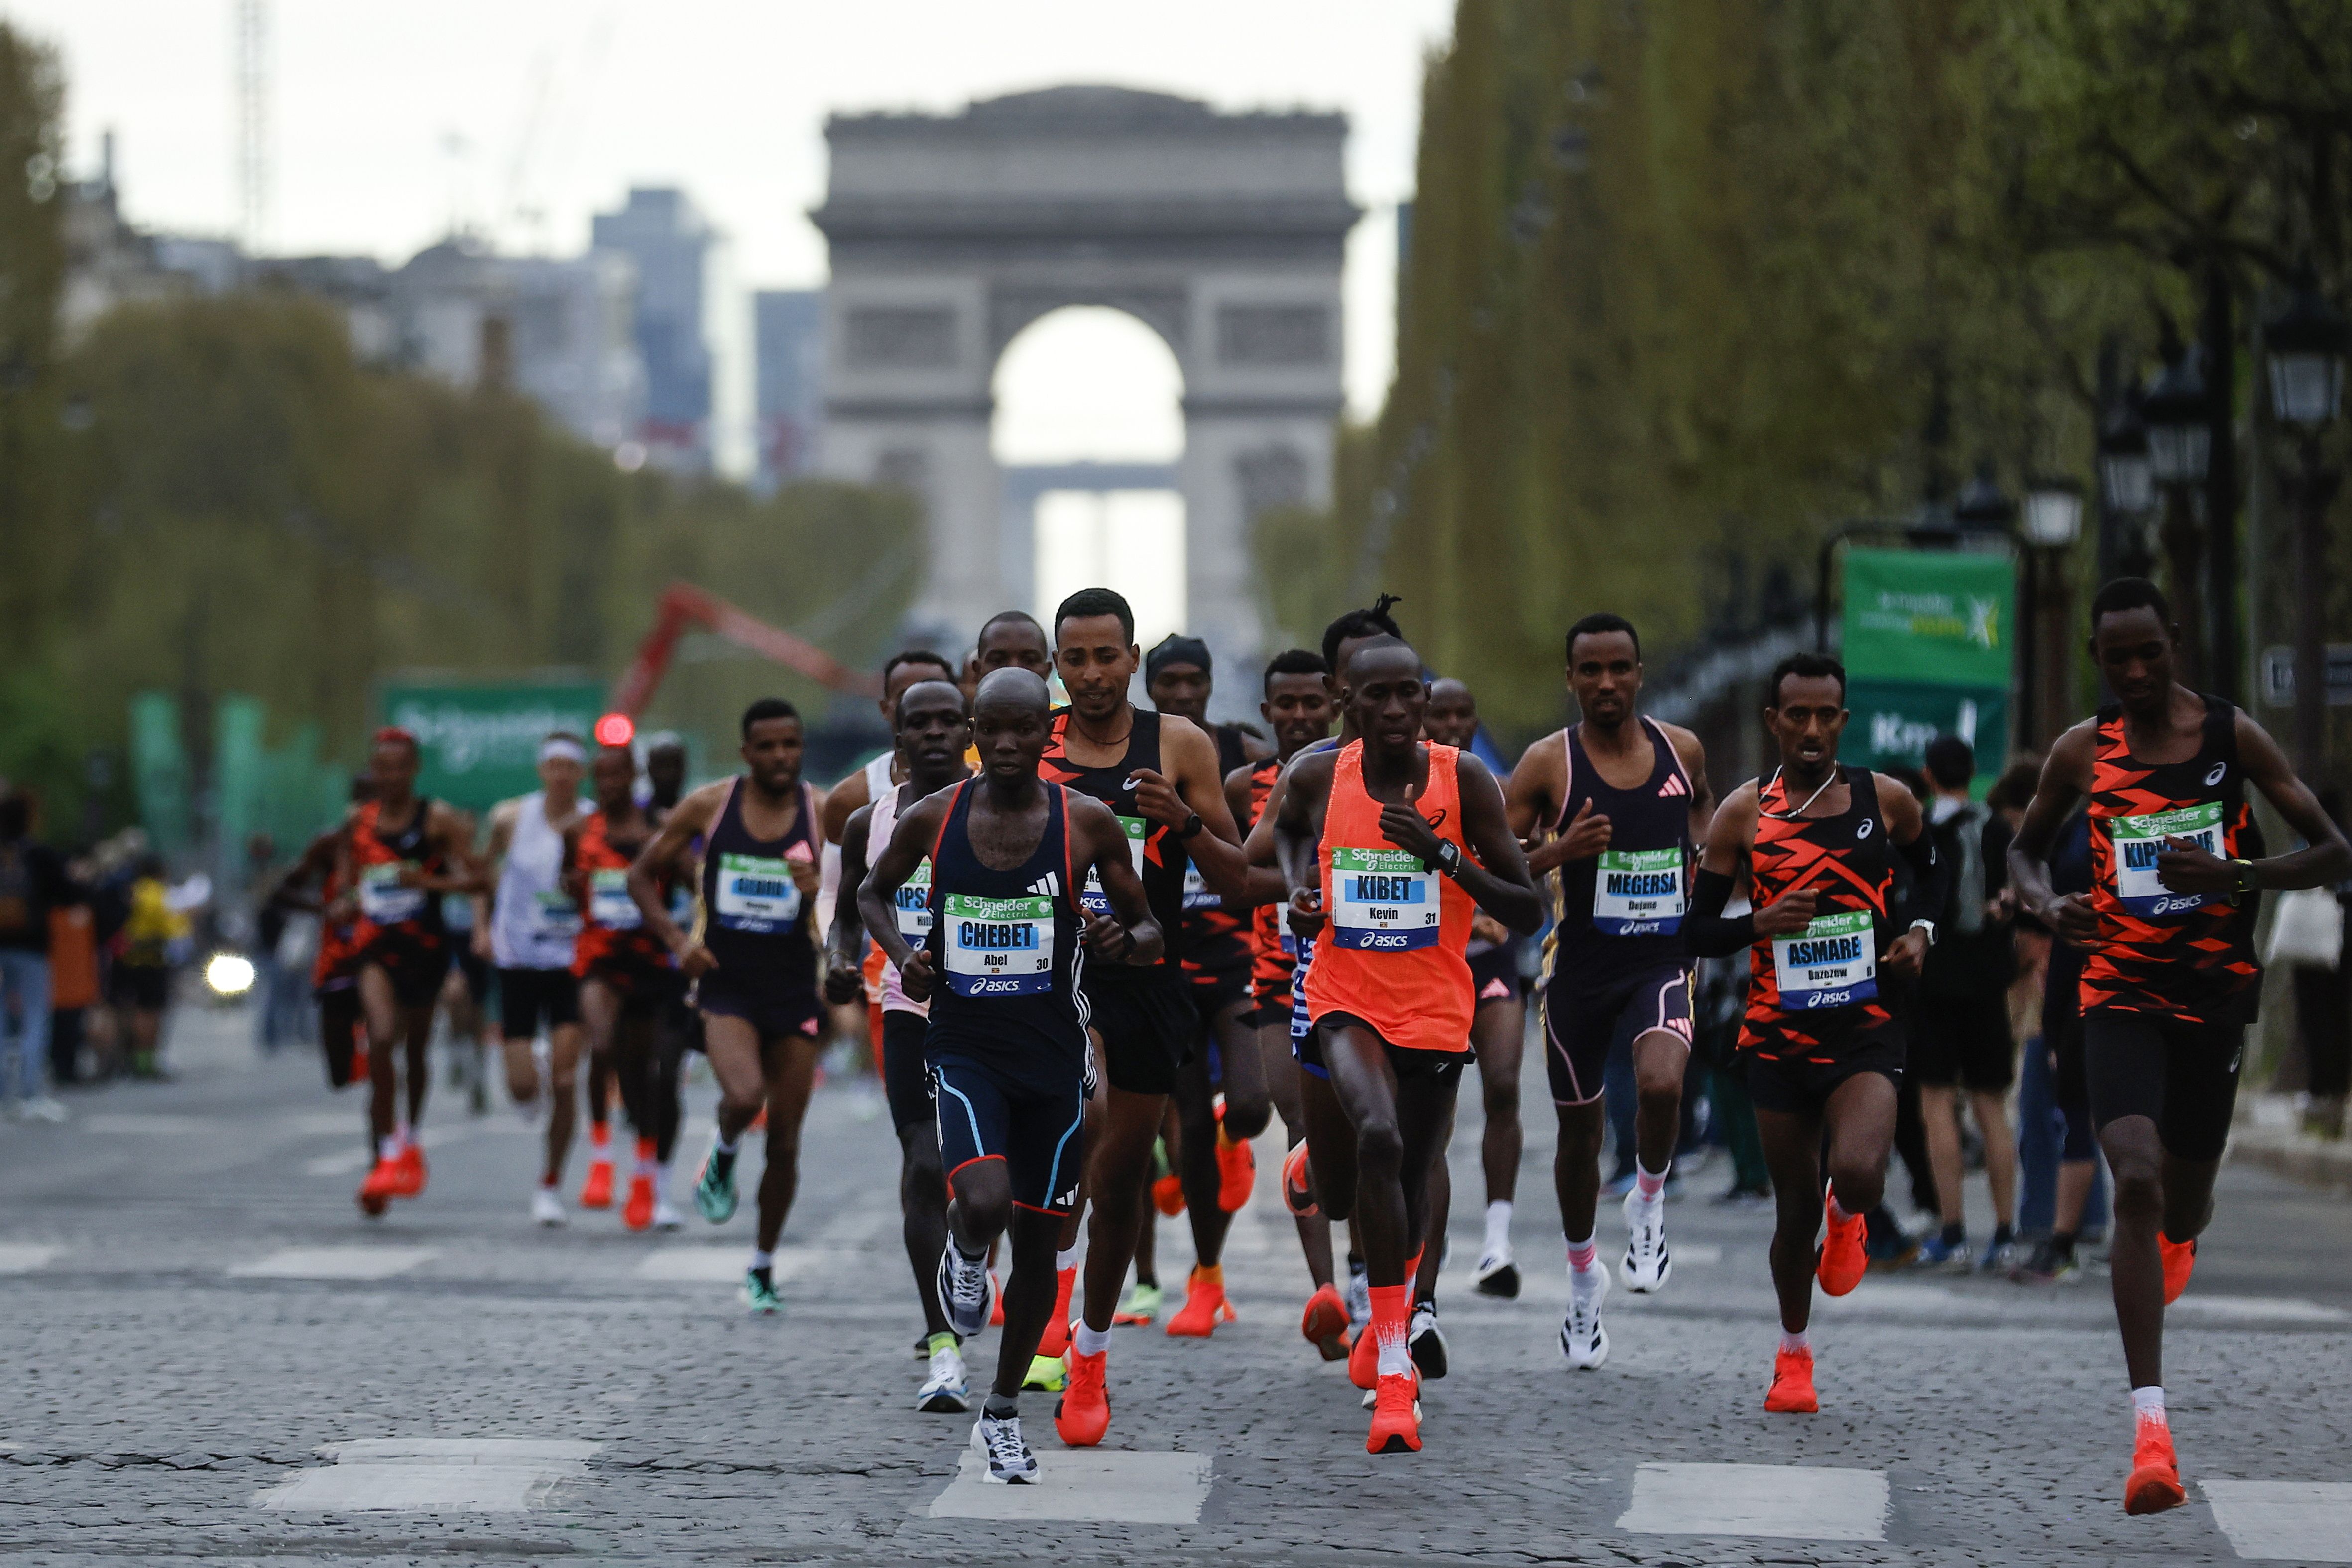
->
xmin=606 ymin=582 xmax=882 ymax=717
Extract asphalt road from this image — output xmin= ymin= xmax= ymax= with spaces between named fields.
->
xmin=4 ymin=1000 xmax=2349 ymax=1567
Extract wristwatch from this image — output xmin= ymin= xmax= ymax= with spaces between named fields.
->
xmin=1907 ymin=918 xmax=1938 ymax=947
xmin=1176 ymin=811 xmax=1205 ymax=841
xmin=1432 ymin=840 xmax=1465 ymax=878
xmin=2230 ymin=857 xmax=2258 ymax=904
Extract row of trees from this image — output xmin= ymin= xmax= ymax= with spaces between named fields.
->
xmin=0 ymin=26 xmax=918 ymax=841
xmin=1267 ymin=0 xmax=2352 ymax=743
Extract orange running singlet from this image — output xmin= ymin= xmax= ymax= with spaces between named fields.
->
xmin=1304 ymin=740 xmax=1475 ymax=1055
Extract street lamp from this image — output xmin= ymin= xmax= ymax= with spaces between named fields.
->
xmin=2141 ymin=341 xmax=2214 ymax=678
xmin=2021 ymin=476 xmax=2085 ymax=745
xmin=2098 ymin=397 xmax=2155 ymax=580
xmin=2264 ymin=275 xmax=2349 ymax=781
xmin=2022 ymin=477 xmax=2084 ymax=549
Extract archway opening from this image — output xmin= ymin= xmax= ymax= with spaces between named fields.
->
xmin=992 ymin=307 xmax=1186 ymax=647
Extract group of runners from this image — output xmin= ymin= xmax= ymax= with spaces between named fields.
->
xmin=280 ymin=575 xmax=2349 ymax=1514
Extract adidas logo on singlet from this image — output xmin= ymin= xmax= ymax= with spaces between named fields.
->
xmin=1657 ymin=774 xmax=1689 ymax=799
xmin=1029 ymin=874 xmax=1060 ymax=897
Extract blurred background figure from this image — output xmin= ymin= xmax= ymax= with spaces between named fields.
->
xmin=0 ymin=790 xmax=77 ymax=1121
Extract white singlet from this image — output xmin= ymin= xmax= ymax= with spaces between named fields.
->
xmin=490 ymin=791 xmax=585 ymax=970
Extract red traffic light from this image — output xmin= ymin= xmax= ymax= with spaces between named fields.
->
xmin=594 ymin=712 xmax=636 ymax=748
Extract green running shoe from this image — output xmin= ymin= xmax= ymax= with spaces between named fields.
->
xmin=1112 ymin=1280 xmax=1163 ymax=1325
xmin=1022 ymin=1353 xmax=1067 ymax=1392
xmin=694 ymin=1144 xmax=738 ymax=1224
xmin=741 ymin=1266 xmax=783 ymax=1316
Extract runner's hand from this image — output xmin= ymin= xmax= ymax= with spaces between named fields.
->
xmin=1286 ymin=886 xmax=1326 ymax=939
xmin=1126 ymin=768 xmax=1187 ymax=828
xmin=1554 ymin=799 xmax=1613 ymax=862
xmin=1085 ymin=914 xmax=1138 ymax=962
xmin=786 ymin=852 xmax=822 ymax=898
xmin=822 ymin=962 xmax=862 ymax=1006
xmin=2044 ymin=891 xmax=2098 ymax=943
xmin=2155 ymin=835 xmax=2234 ymax=895
xmin=677 ymin=942 xmax=718 ymax=981
xmin=1752 ymin=886 xmax=1818 ymax=937
xmin=1470 ymin=912 xmax=1509 ymax=945
xmin=899 ymin=948 xmax=936 ymax=1003
xmin=1883 ymin=927 xmax=1929 ymax=980
xmin=1378 ymin=799 xmax=1446 ymax=865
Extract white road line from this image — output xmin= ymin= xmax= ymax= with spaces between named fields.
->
xmin=0 ymin=1243 xmax=61 ymax=1273
xmin=634 ymin=1244 xmax=823 ymax=1283
xmin=1616 ymin=1461 xmax=1887 ymax=1542
xmin=928 ymin=1447 xmax=1211 ymax=1523
xmin=2204 ymin=1479 xmax=2352 ymax=1562
xmin=81 ymin=1113 xmax=214 ymax=1135
xmin=228 ymin=1247 xmax=437 ymax=1280
xmin=256 ymin=1438 xmax=599 ymax=1513
xmin=2173 ymin=1294 xmax=2352 ymax=1324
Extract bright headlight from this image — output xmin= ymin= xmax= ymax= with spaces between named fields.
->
xmin=205 ymin=952 xmax=257 ymax=997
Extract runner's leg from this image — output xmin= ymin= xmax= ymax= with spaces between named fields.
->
xmin=754 ymin=1032 xmax=823 ymax=1252
xmin=541 ymin=1022 xmax=584 ymax=1186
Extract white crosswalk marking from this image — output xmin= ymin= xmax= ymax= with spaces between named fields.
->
xmin=2172 ymin=1295 xmax=2351 ymax=1324
xmin=228 ymin=1247 xmax=436 ymax=1280
xmin=256 ymin=1439 xmax=599 ymax=1512
xmin=2205 ymin=1480 xmax=2352 ymax=1562
xmin=0 ymin=1243 xmax=60 ymax=1273
xmin=1616 ymin=1461 xmax=1888 ymax=1541
xmin=928 ymin=1447 xmax=1211 ymax=1523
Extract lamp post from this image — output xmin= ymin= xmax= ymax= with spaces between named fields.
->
xmin=2098 ymin=397 xmax=2156 ymax=580
xmin=2142 ymin=339 xmax=2214 ymax=681
xmin=2263 ymin=276 xmax=2349 ymax=782
xmin=2021 ymin=478 xmax=2084 ymax=747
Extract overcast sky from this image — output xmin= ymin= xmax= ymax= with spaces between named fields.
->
xmin=7 ymin=0 xmax=1454 ymax=423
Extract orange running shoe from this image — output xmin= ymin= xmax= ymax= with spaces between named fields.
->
xmin=2125 ymin=1415 xmax=2186 ymax=1515
xmin=1282 ymin=1141 xmax=1318 ymax=1218
xmin=2159 ymin=1234 xmax=2196 ymax=1305
xmin=1347 ymin=1319 xmax=1380 ymax=1390
xmin=579 ymin=1158 xmax=614 ymax=1210
xmin=393 ymin=1143 xmax=428 ymax=1198
xmin=1165 ymin=1265 xmax=1237 ymax=1337
xmin=989 ymin=1269 xmax=1005 ymax=1327
xmin=1815 ymin=1193 xmax=1867 ymax=1296
xmin=1055 ymin=1348 xmax=1110 ymax=1446
xmin=1367 ymin=1370 xmax=1422 ymax=1453
xmin=1035 ymin=1267 xmax=1077 ymax=1359
xmin=621 ymin=1173 xmax=656 ymax=1231
xmin=1764 ymin=1346 xmax=1818 ymax=1413
xmin=359 ymin=1156 xmax=402 ymax=1206
xmin=750 ymin=1105 xmax=768 ymax=1133
xmin=1213 ymin=1102 xmax=1255 ymax=1212
xmin=1152 ymin=1171 xmax=1186 ymax=1217
xmin=1301 ymin=1284 xmax=1349 ymax=1361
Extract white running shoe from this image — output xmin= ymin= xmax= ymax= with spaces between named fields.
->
xmin=918 ymin=1343 xmax=970 ymax=1413
xmin=939 ymin=1244 xmax=992 ymax=1339
xmin=1472 ymin=1250 xmax=1521 ymax=1299
xmin=1561 ymin=1266 xmax=1611 ymax=1370
xmin=1344 ymin=1266 xmax=1371 ymax=1330
xmin=972 ymin=1410 xmax=1038 ymax=1484
xmin=20 ymin=1095 xmax=68 ymax=1124
xmin=651 ymin=1195 xmax=683 ymax=1231
xmin=531 ymin=1187 xmax=567 ymax=1227
xmin=1408 ymin=1301 xmax=1449 ymax=1379
xmin=1620 ymin=1187 xmax=1671 ymax=1293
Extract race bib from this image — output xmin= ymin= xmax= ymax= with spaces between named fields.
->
xmin=1329 ymin=847 xmax=1439 ymax=951
xmin=1079 ymin=815 xmax=1149 ymax=917
xmin=2111 ymin=803 xmax=2224 ymax=917
xmin=943 ymin=893 xmax=1054 ymax=997
xmin=1594 ymin=848 xmax=1686 ymax=936
xmin=1771 ymin=910 xmax=1878 ymax=1010
xmin=714 ymin=853 xmax=803 ymax=932
xmin=359 ymin=863 xmax=427 ymax=926
xmin=530 ymin=888 xmax=581 ymax=940
xmin=588 ymin=869 xmax=640 ymax=930
xmin=1182 ymin=862 xmax=1220 ymax=912
xmin=893 ymin=859 xmax=935 ymax=940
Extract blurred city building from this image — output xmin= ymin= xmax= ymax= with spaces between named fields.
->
xmin=591 ymin=186 xmax=753 ymax=480
xmin=754 ymin=288 xmax=826 ymax=488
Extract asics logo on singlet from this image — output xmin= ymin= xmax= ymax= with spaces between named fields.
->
xmin=2205 ymin=762 xmax=2227 ymax=786
xmin=1657 ymin=774 xmax=1688 ymax=799
xmin=1856 ymin=819 xmax=1874 ymax=840
xmin=1121 ymin=777 xmax=1140 ymax=792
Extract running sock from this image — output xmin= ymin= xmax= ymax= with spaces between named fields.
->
xmin=1826 ymin=1194 xmax=1855 ymax=1226
xmin=1779 ymin=1329 xmax=1811 ymax=1356
xmin=1193 ymin=1263 xmax=1223 ymax=1288
xmin=1074 ymin=1322 xmax=1113 ymax=1357
xmin=1405 ymin=1248 xmax=1424 ymax=1284
xmin=1990 ymin=1221 xmax=2015 ymax=1249
xmin=711 ymin=1135 xmax=738 ymax=1176
xmin=1633 ymin=1160 xmax=1669 ymax=1203
xmin=1369 ymin=1284 xmax=1411 ymax=1377
xmin=2051 ymin=1230 xmax=2078 ymax=1260
xmin=983 ymin=1393 xmax=1018 ymax=1420
xmin=1565 ymin=1235 xmax=1599 ymax=1274
xmin=378 ymin=1134 xmax=402 ymax=1161
xmin=751 ymin=1249 xmax=774 ymax=1272
xmin=634 ymin=1136 xmax=657 ymax=1174
xmin=2132 ymin=1385 xmax=2167 ymax=1426
xmin=1939 ymin=1221 xmax=1965 ymax=1246
xmin=1054 ymin=1244 xmax=1081 ymax=1273
xmin=538 ymin=1176 xmax=558 ymax=1192
xmin=1482 ymin=1200 xmax=1512 ymax=1258
xmin=926 ymin=1331 xmax=959 ymax=1357
xmin=590 ymin=1122 xmax=611 ymax=1149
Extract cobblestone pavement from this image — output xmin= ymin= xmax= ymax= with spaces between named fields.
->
xmin=4 ymin=1002 xmax=2350 ymax=1566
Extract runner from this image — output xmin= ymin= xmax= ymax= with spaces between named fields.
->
xmin=858 ymin=666 xmax=1162 ymax=1483
xmin=1039 ymin=588 xmax=1252 ymax=1447
xmin=1144 ymin=633 xmax=1273 ymax=1338
xmin=1227 ymin=648 xmax=1345 ymax=1356
xmin=644 ymin=735 xmax=690 ymax=814
xmin=1502 ymin=614 xmax=1715 ymax=1366
xmin=1420 ymin=676 xmax=1523 ymax=1344
xmin=627 ymin=697 xmax=829 ymax=1313
xmin=1682 ymin=651 xmax=1944 ymax=1415
xmin=821 ymin=651 xmax=961 ymax=844
xmin=339 ymin=728 xmax=480 ymax=1216
xmin=2007 ymin=577 xmax=2350 ymax=1515
xmin=568 ymin=741 xmax=695 ymax=1232
xmin=479 ymin=735 xmax=593 ymax=1225
xmin=1273 ymin=635 xmax=1540 ymax=1453
xmin=962 ymin=610 xmax=1055 ymax=694
xmin=273 ymin=775 xmax=373 ymax=1101
xmin=826 ymin=677 xmax=975 ymax=1409
xmin=438 ymin=878 xmax=492 ymax=1116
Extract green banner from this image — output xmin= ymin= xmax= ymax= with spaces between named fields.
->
xmin=1840 ymin=678 xmax=2007 ymax=784
xmin=213 ymin=693 xmax=266 ymax=887
xmin=380 ymin=680 xmax=605 ymax=813
xmin=128 ymin=691 xmax=193 ymax=859
xmin=1842 ymin=548 xmax=2016 ymax=689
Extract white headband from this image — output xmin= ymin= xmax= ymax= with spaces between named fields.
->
xmin=540 ymin=738 xmax=587 ymax=765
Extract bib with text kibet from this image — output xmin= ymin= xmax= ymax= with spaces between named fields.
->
xmin=2110 ymin=803 xmax=2224 ymax=917
xmin=1593 ymin=848 xmax=1686 ymax=936
xmin=1330 ymin=847 xmax=1439 ymax=951
xmin=1078 ymin=816 xmax=1148 ymax=918
xmin=944 ymin=893 xmax=1055 ymax=996
xmin=714 ymin=853 xmax=802 ymax=932
xmin=1771 ymin=909 xmax=1877 ymax=1010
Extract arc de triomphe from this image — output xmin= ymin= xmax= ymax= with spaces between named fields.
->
xmin=812 ymin=86 xmax=1358 ymax=705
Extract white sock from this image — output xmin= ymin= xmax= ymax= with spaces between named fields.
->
xmin=1376 ymin=1323 xmax=1411 ymax=1378
xmin=1074 ymin=1322 xmax=1113 ymax=1357
xmin=1565 ymin=1234 xmax=1599 ymax=1275
xmin=378 ymin=1134 xmax=401 ymax=1160
xmin=2132 ymin=1385 xmax=2167 ymax=1425
xmin=1633 ymin=1159 xmax=1669 ymax=1205
xmin=1779 ymin=1329 xmax=1810 ymax=1356
xmin=714 ymin=1133 xmax=738 ymax=1156
xmin=537 ymin=1176 xmax=557 ymax=1192
xmin=1483 ymin=1200 xmax=1513 ymax=1258
xmin=1055 ymin=1245 xmax=1080 ymax=1273
xmin=511 ymin=1095 xmax=538 ymax=1127
xmin=750 ymin=1249 xmax=774 ymax=1272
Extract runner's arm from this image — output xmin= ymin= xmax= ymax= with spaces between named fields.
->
xmin=1074 ymin=795 xmax=1163 ymax=966
xmin=821 ymin=768 xmax=871 ymax=844
xmin=1270 ymin=752 xmax=1332 ymax=908
xmin=1666 ymin=723 xmax=1719 ymax=845
xmin=858 ymin=795 xmax=945 ymax=999
xmin=1877 ymin=774 xmax=1940 ymax=978
xmin=826 ymin=804 xmax=876 ymax=1002
xmin=2007 ymin=724 xmax=2098 ymax=943
xmin=1685 ymin=784 xmax=1798 ymax=955
xmin=1131 ymin=715 xmax=1249 ymax=901
xmin=1504 ymin=733 xmax=1566 ymax=869
xmin=2165 ymin=714 xmax=2352 ymax=894
xmin=629 ymin=781 xmax=724 ymax=960
xmin=1438 ymin=753 xmax=1543 ymax=934
xmin=1225 ymin=761 xmax=1285 ymax=910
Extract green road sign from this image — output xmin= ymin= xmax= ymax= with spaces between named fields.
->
xmin=1840 ymin=678 xmax=2008 ymax=785
xmin=379 ymin=681 xmax=605 ymax=814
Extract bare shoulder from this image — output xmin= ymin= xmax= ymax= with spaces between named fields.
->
xmin=1157 ymin=712 xmax=1215 ymax=765
xmin=1513 ymin=729 xmax=1568 ymax=779
xmin=2043 ymin=717 xmax=2100 ymax=785
xmin=669 ymin=779 xmax=732 ymax=831
xmin=1870 ymin=773 xmax=1925 ymax=827
xmin=1658 ymin=719 xmax=1708 ymax=772
xmin=1452 ymin=748 xmax=1502 ymax=794
xmin=1714 ymin=779 xmax=1762 ymax=830
xmin=2232 ymin=706 xmax=2292 ymax=770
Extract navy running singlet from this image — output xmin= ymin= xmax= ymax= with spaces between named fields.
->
xmin=923 ymin=779 xmax=1093 ymax=1073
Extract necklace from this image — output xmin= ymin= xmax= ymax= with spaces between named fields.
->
xmin=1765 ymin=764 xmax=1839 ymax=819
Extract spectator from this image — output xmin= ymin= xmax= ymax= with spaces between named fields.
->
xmin=1910 ymin=736 xmax=2020 ymax=1271
xmin=2013 ymin=803 xmax=2105 ymax=1282
xmin=0 ymin=790 xmax=74 ymax=1121
xmin=47 ymin=894 xmax=101 ymax=1087
xmin=109 ymin=853 xmax=188 ymax=1080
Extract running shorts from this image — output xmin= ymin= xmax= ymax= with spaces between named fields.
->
xmin=1083 ymin=968 xmax=1194 ymax=1097
xmin=319 ymin=988 xmax=363 ymax=1088
xmin=880 ymin=1008 xmax=931 ymax=1138
xmin=1907 ymin=989 xmax=2016 ymax=1092
xmin=1469 ymin=943 xmax=1524 ymax=1008
xmin=450 ymin=944 xmax=492 ymax=1008
xmin=1315 ymin=1010 xmax=1468 ymax=1088
xmin=2083 ymin=1011 xmax=2244 ymax=1163
xmin=931 ymin=1050 xmax=1086 ymax=1216
xmin=108 ymin=964 xmax=170 ymax=1012
xmin=499 ymin=965 xmax=579 ymax=1040
xmin=1743 ymin=1022 xmax=1905 ymax=1116
xmin=582 ymin=959 xmax=683 ymax=1012
xmin=1541 ymin=964 xmax=1693 ymax=1106
xmin=1186 ymin=960 xmax=1253 ymax=1021
xmin=697 ymin=980 xmax=825 ymax=1045
xmin=360 ymin=933 xmax=447 ymax=1008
